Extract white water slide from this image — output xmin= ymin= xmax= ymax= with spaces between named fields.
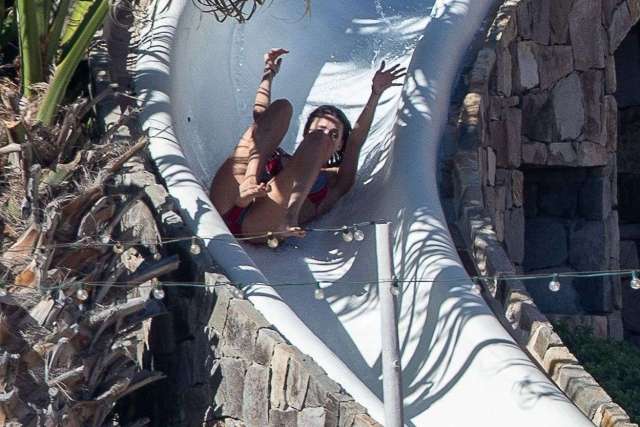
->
xmin=136 ymin=0 xmax=593 ymax=425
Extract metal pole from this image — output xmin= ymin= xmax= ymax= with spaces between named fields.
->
xmin=375 ymin=222 xmax=404 ymax=426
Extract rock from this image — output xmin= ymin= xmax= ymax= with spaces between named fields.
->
xmin=209 ymin=285 xmax=234 ymax=332
xmin=255 ymin=328 xmax=284 ymax=366
xmin=297 ymin=407 xmax=327 ymax=427
xmin=550 ymin=0 xmax=575 ymax=44
xmin=542 ymin=346 xmax=579 ymax=376
xmin=517 ymin=0 xmax=550 ymax=43
xmin=221 ymin=299 xmax=271 ymax=359
xmin=548 ymin=142 xmax=577 ymax=165
xmin=593 ymin=403 xmax=631 ymax=427
xmin=526 ymin=320 xmax=563 ymax=361
xmin=620 ymin=240 xmax=640 ymax=269
xmin=516 ymin=42 xmax=540 ymax=90
xmin=496 ymin=47 xmax=512 ymax=96
xmin=504 ymin=208 xmax=525 ymax=264
xmin=605 ymin=54 xmax=617 ymax=94
xmin=243 ymin=364 xmax=270 ymax=427
xmin=269 ymin=409 xmax=298 ymax=427
xmin=608 ymin=2 xmax=634 ymax=52
xmin=353 ymin=414 xmax=381 ymax=426
xmin=603 ymin=95 xmax=618 ymax=152
xmin=286 ymin=356 xmax=310 ymax=410
xmin=469 ymin=48 xmax=496 ymax=93
xmin=489 ymin=120 xmax=509 ymax=168
xmin=524 ymin=218 xmax=569 ymax=270
xmin=608 ymin=311 xmax=624 ymax=341
xmin=578 ymin=176 xmax=611 ymax=220
xmin=511 ymin=170 xmax=524 ymax=207
xmin=570 ymin=221 xmax=608 ymax=270
xmin=213 ymin=358 xmax=246 ymax=419
xmin=487 ymin=147 xmax=496 ymax=186
xmin=629 ymin=0 xmax=640 ymax=21
xmin=522 ymin=92 xmax=555 ymax=142
xmin=305 ymin=374 xmax=342 ymax=407
xmin=552 ymin=73 xmax=585 ymax=141
xmin=505 ymin=108 xmax=522 ymax=168
xmin=524 ymin=267 xmax=582 ymax=314
xmin=579 ymin=70 xmax=604 ymax=143
xmin=522 ymin=140 xmax=548 ymax=165
xmin=569 ymin=0 xmax=606 ymax=70
xmin=270 ymin=344 xmax=294 ymax=409
xmin=537 ymin=45 xmax=574 ymax=90
xmin=339 ymin=400 xmax=368 ymax=427
xmin=602 ymin=0 xmax=618 ymax=26
xmin=576 ymin=140 xmax=608 ymax=166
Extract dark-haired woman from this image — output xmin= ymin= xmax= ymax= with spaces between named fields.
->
xmin=209 ymin=48 xmax=406 ymax=243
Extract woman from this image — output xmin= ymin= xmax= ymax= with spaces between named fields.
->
xmin=209 ymin=48 xmax=406 ymax=243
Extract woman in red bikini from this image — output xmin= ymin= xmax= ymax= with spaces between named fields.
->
xmin=209 ymin=48 xmax=406 ymax=244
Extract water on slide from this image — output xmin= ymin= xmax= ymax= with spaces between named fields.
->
xmin=136 ymin=0 xmax=593 ymax=424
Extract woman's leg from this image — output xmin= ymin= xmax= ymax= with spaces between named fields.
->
xmin=209 ymin=99 xmax=292 ymax=214
xmin=241 ymin=131 xmax=334 ymax=239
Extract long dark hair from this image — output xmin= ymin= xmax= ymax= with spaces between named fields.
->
xmin=303 ymin=105 xmax=352 ymax=166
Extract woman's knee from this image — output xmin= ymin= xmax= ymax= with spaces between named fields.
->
xmin=270 ymin=99 xmax=293 ymax=120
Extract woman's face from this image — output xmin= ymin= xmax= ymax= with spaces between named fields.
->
xmin=308 ymin=114 xmax=345 ymax=152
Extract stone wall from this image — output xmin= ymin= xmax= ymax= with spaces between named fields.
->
xmin=449 ymin=0 xmax=640 ymax=425
xmin=148 ymin=273 xmax=380 ymax=427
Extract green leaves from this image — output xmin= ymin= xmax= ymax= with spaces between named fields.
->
xmin=16 ymin=0 xmax=44 ymax=97
xmin=37 ymin=0 xmax=109 ymax=125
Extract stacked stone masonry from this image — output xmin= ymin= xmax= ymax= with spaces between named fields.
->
xmin=452 ymin=0 xmax=640 ymax=425
xmin=202 ymin=273 xmax=380 ymax=427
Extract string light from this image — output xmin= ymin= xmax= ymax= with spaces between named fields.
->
xmin=314 ymin=282 xmax=325 ymax=300
xmin=151 ymin=278 xmax=165 ymax=299
xmin=267 ymin=232 xmax=279 ymax=249
xmin=631 ymin=271 xmax=640 ymax=290
xmin=341 ymin=226 xmax=354 ymax=242
xmin=353 ymin=227 xmax=365 ymax=242
xmin=232 ymin=283 xmax=245 ymax=299
xmin=76 ymin=286 xmax=89 ymax=301
xmin=471 ymin=279 xmax=482 ymax=295
xmin=113 ymin=242 xmax=125 ymax=254
xmin=189 ymin=237 xmax=202 ymax=255
xmin=153 ymin=252 xmax=162 ymax=261
xmin=548 ymin=274 xmax=561 ymax=293
xmin=390 ymin=279 xmax=400 ymax=296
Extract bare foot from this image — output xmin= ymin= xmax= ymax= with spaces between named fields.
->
xmin=236 ymin=176 xmax=271 ymax=208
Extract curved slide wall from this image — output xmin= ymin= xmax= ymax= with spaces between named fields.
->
xmin=136 ymin=0 xmax=593 ymax=425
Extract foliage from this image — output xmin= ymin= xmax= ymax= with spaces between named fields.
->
xmin=554 ymin=322 xmax=640 ymax=424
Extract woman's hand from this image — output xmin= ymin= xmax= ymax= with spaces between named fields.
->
xmin=371 ymin=61 xmax=407 ymax=96
xmin=236 ymin=178 xmax=270 ymax=208
xmin=264 ymin=48 xmax=289 ymax=77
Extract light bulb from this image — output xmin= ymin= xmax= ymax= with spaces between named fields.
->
xmin=341 ymin=227 xmax=354 ymax=242
xmin=353 ymin=228 xmax=365 ymax=241
xmin=152 ymin=286 xmax=165 ymax=300
xmin=233 ymin=285 xmax=245 ymax=299
xmin=153 ymin=252 xmax=162 ymax=261
xmin=0 ymin=286 xmax=6 ymax=297
xmin=267 ymin=233 xmax=279 ymax=249
xmin=100 ymin=235 xmax=111 ymax=244
xmin=390 ymin=282 xmax=400 ymax=296
xmin=631 ymin=272 xmax=640 ymax=290
xmin=471 ymin=281 xmax=482 ymax=295
xmin=190 ymin=238 xmax=202 ymax=255
xmin=76 ymin=288 xmax=89 ymax=301
xmin=113 ymin=242 xmax=125 ymax=254
xmin=314 ymin=283 xmax=325 ymax=300
xmin=548 ymin=275 xmax=561 ymax=292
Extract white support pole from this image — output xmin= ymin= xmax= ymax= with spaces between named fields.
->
xmin=375 ymin=222 xmax=404 ymax=426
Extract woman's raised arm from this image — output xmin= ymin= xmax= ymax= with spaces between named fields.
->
xmin=334 ymin=61 xmax=407 ymax=193
xmin=253 ymin=48 xmax=289 ymax=120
